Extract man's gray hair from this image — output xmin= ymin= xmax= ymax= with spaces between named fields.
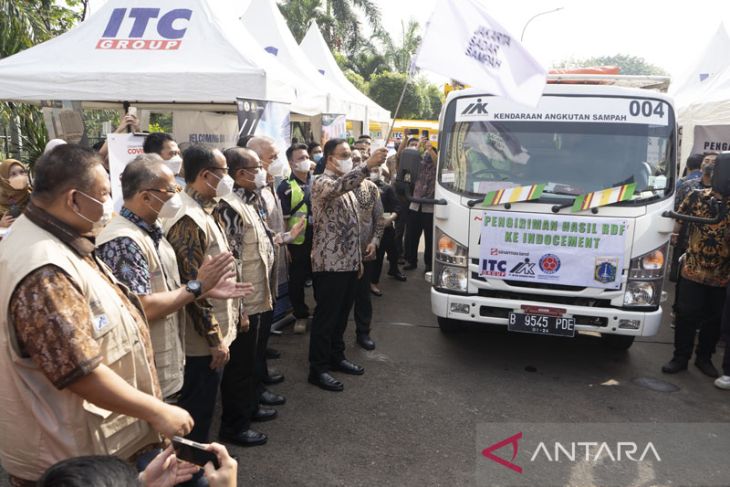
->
xmin=121 ymin=153 xmax=167 ymax=200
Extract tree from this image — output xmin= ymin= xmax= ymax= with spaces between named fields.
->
xmin=419 ymin=81 xmax=444 ymax=120
xmin=552 ymin=54 xmax=668 ymax=76
xmin=368 ymin=72 xmax=427 ymax=120
xmin=381 ymin=18 xmax=421 ymax=74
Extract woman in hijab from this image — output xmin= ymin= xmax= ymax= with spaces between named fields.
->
xmin=0 ymin=159 xmax=32 ymax=228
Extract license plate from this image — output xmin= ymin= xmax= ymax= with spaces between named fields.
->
xmin=508 ymin=312 xmax=575 ymax=337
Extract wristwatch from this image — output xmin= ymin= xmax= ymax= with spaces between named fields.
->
xmin=185 ymin=280 xmax=203 ymax=298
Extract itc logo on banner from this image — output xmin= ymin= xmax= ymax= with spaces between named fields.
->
xmin=97 ymin=8 xmax=193 ymax=50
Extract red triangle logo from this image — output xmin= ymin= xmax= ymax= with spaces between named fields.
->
xmin=481 ymin=432 xmax=523 ymax=474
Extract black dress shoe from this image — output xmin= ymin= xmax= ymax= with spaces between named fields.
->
xmin=370 ymin=287 xmax=383 ymax=297
xmin=403 ymin=263 xmax=417 ymax=271
xmin=695 ymin=359 xmax=720 ymax=378
xmin=356 ymin=334 xmax=376 ymax=351
xmin=260 ymin=389 xmax=286 ymax=406
xmin=661 ymin=358 xmax=688 ymax=374
xmin=308 ymin=372 xmax=344 ymax=392
xmin=252 ymin=407 xmax=278 ymax=422
xmin=266 ymin=348 xmax=281 ymax=360
xmin=387 ymin=270 xmax=407 ymax=281
xmin=263 ymin=373 xmax=285 ymax=385
xmin=219 ymin=428 xmax=267 ymax=447
xmin=332 ymin=359 xmax=365 ymax=375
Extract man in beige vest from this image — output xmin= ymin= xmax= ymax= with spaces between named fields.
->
xmin=164 ymin=145 xmax=242 ymax=444
xmin=213 ymin=147 xmax=303 ymax=447
xmin=97 ymin=154 xmax=253 ymax=400
xmin=0 ymin=144 xmax=193 ymax=485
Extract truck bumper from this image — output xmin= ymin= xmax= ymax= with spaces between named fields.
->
xmin=431 ymin=288 xmax=662 ymax=337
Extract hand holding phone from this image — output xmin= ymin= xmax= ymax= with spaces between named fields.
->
xmin=172 ymin=436 xmax=220 ymax=469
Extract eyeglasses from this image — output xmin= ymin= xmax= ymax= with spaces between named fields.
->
xmin=242 ymin=165 xmax=264 ymax=172
xmin=206 ymin=166 xmax=229 ymax=173
xmin=144 ymin=185 xmax=181 ymax=195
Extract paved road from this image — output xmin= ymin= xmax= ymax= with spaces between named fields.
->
xmin=3 ymin=269 xmax=728 ymax=486
xmin=235 ymin=271 xmax=730 ymax=486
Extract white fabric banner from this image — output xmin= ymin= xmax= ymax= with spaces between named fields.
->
xmin=415 ymin=0 xmax=546 ymax=107
xmin=173 ymin=111 xmax=239 ymax=150
xmin=108 ymin=133 xmax=146 ymax=213
xmin=479 ymin=211 xmax=629 ymax=289
xmin=692 ymin=124 xmax=730 ymax=154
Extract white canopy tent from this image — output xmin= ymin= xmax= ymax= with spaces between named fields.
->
xmin=671 ymin=23 xmax=730 ymax=112
xmin=241 ymin=0 xmax=368 ymax=121
xmin=0 ymin=0 xmax=296 ymax=108
xmin=299 ymin=21 xmax=391 ymax=124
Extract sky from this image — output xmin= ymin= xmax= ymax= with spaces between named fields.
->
xmin=86 ymin=0 xmax=730 ymax=87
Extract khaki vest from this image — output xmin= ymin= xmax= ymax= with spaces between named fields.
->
xmin=163 ymin=191 xmax=238 ymax=356
xmin=0 ymin=216 xmax=160 ymax=481
xmin=220 ymin=192 xmax=275 ymax=315
xmin=97 ymin=215 xmax=185 ymax=398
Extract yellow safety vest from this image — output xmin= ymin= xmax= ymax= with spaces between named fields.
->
xmin=287 ymin=178 xmax=308 ymax=245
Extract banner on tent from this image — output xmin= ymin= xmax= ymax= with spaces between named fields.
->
xmin=173 ymin=111 xmax=239 ymax=150
xmin=322 ymin=114 xmax=347 ymax=140
xmin=108 ymin=133 xmax=146 ymax=213
xmin=255 ymin=101 xmax=292 ymax=158
xmin=692 ymin=125 xmax=730 ymax=154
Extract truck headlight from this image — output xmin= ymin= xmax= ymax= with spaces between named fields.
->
xmin=435 ymin=228 xmax=468 ymax=266
xmin=438 ymin=265 xmax=468 ymax=292
xmin=624 ymin=281 xmax=657 ymax=306
xmin=629 ymin=244 xmax=668 ymax=279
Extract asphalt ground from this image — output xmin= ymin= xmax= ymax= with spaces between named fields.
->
xmin=3 ymin=265 xmax=729 ymax=486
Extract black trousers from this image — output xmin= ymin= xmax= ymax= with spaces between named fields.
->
xmin=673 ymin=278 xmax=725 ymax=362
xmin=394 ymin=195 xmax=408 ymax=258
xmin=309 ymin=271 xmax=358 ymax=375
xmin=354 ymin=262 xmax=373 ymax=335
xmin=221 ymin=313 xmax=265 ymax=432
xmin=288 ymin=241 xmax=312 ymax=319
xmin=405 ymin=210 xmax=434 ymax=268
xmin=721 ymin=283 xmax=730 ymax=376
xmin=255 ymin=311 xmax=274 ymax=398
xmin=178 ymin=355 xmax=223 ymax=443
xmin=372 ymin=227 xmax=400 ymax=284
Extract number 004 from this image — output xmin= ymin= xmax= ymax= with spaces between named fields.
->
xmin=629 ymin=100 xmax=664 ymax=118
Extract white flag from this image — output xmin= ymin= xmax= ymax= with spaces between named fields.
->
xmin=415 ymin=0 xmax=547 ymax=107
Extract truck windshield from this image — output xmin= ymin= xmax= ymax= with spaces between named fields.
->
xmin=439 ymin=98 xmax=675 ymax=202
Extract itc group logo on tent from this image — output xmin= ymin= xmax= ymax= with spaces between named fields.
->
xmin=97 ymin=8 xmax=193 ymax=50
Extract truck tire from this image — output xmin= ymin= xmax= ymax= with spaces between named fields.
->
xmin=602 ymin=334 xmax=635 ymax=350
xmin=437 ymin=317 xmax=463 ymax=333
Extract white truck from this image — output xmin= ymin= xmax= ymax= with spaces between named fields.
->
xmin=430 ymin=78 xmax=676 ymax=349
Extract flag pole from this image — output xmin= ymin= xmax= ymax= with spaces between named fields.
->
xmin=383 ymin=58 xmax=415 ymax=145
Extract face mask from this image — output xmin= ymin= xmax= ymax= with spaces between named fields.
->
xmin=337 ymin=158 xmax=353 ymax=173
xmin=164 ymin=155 xmax=183 ymax=175
xmin=267 ymin=158 xmax=285 ymax=177
xmin=74 ymin=191 xmax=113 ymax=234
xmin=369 ymin=172 xmax=382 ymax=182
xmin=150 ymin=192 xmax=182 ymax=219
xmin=8 ymin=174 xmax=29 ymax=190
xmin=313 ymin=154 xmax=323 ymax=163
xmin=208 ymin=172 xmax=235 ymax=197
xmin=295 ymin=160 xmax=311 ymax=173
xmin=254 ymin=168 xmax=268 ymax=189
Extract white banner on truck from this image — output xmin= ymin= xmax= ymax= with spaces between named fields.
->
xmin=479 ymin=211 xmax=629 ymax=289
xmin=456 ymin=95 xmax=670 ymax=126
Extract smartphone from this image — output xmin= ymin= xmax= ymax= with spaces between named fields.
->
xmin=127 ymin=106 xmax=137 ymax=118
xmin=172 ymin=436 xmax=220 ymax=469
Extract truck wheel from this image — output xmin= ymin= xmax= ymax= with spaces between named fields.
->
xmin=602 ymin=334 xmax=635 ymax=350
xmin=437 ymin=317 xmax=463 ymax=333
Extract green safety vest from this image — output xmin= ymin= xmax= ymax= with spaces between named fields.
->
xmin=288 ymin=178 xmax=308 ymax=245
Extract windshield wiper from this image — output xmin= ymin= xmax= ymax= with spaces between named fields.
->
xmin=551 ymin=199 xmax=576 ymax=213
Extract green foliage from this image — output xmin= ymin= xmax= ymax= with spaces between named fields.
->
xmin=367 ymin=72 xmax=427 ymax=120
xmin=552 ymin=54 xmax=668 ymax=76
xmin=149 ymin=112 xmax=173 ymax=133
xmin=420 ymin=81 xmax=444 ymax=120
xmin=343 ymin=70 xmax=368 ymax=94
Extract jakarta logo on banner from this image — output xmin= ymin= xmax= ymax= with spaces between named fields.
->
xmin=97 ymin=8 xmax=193 ymax=50
xmin=108 ymin=133 xmax=146 ymax=212
xmin=479 ymin=211 xmax=629 ymax=289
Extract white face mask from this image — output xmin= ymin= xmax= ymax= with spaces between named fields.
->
xmin=150 ymin=192 xmax=182 ymax=219
xmin=74 ymin=191 xmax=113 ymax=234
xmin=267 ymin=158 xmax=285 ymax=177
xmin=369 ymin=171 xmax=382 ymax=182
xmin=254 ymin=168 xmax=268 ymax=189
xmin=295 ymin=159 xmax=311 ymax=173
xmin=208 ymin=172 xmax=235 ymax=197
xmin=164 ymin=155 xmax=183 ymax=175
xmin=337 ymin=157 xmax=353 ymax=173
xmin=8 ymin=174 xmax=29 ymax=190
